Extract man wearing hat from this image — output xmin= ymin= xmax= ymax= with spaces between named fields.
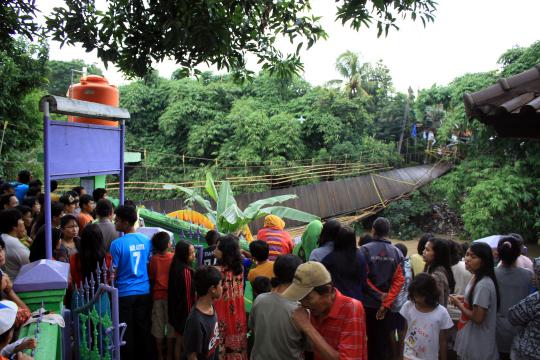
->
xmin=284 ymin=261 xmax=367 ymax=360
xmin=0 ymin=300 xmax=33 ymax=360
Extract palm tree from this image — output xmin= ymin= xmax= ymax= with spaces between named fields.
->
xmin=334 ymin=51 xmax=370 ymax=98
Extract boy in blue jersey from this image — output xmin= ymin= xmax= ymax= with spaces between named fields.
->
xmin=110 ymin=205 xmax=152 ymax=360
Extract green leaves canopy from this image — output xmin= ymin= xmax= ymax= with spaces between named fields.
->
xmin=44 ymin=0 xmax=436 ymax=79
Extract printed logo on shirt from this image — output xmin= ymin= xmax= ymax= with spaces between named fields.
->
xmin=208 ymin=322 xmax=219 ymax=356
xmin=129 ymin=244 xmax=146 ymax=251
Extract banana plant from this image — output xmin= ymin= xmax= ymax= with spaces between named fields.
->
xmin=165 ymin=173 xmax=320 ymax=234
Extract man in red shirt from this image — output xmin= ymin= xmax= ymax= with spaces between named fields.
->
xmin=284 ymin=261 xmax=368 ymax=360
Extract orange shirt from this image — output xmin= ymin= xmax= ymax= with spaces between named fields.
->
xmin=77 ymin=212 xmax=94 ymax=234
xmin=148 ymin=252 xmax=174 ymax=300
xmin=247 ymin=261 xmax=275 ymax=285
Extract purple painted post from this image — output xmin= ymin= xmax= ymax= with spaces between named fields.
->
xmin=119 ymin=120 xmax=125 ymax=206
xmin=43 ymin=103 xmax=53 ymax=260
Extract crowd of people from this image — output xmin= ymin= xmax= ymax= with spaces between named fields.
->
xmin=0 ymin=169 xmax=539 ymax=360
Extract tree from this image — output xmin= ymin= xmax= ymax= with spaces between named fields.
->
xmin=45 ymin=0 xmax=437 ymax=79
xmin=47 ymin=59 xmax=103 ymax=96
xmin=0 ymin=0 xmax=41 ymax=52
xmin=334 ymin=51 xmax=370 ymax=98
xmin=0 ymin=39 xmax=48 ymax=177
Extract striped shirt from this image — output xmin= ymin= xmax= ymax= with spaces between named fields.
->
xmin=256 ymin=228 xmax=294 ymax=261
xmin=311 ymin=289 xmax=368 ymax=360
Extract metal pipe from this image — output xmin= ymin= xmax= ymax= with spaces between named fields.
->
xmin=43 ymin=102 xmax=53 ymax=259
xmin=120 ymin=120 xmax=125 ymax=206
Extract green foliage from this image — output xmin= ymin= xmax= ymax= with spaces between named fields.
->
xmin=0 ymin=39 xmax=48 ymax=177
xmin=382 ymin=190 xmax=432 ymax=239
xmin=45 ymin=0 xmax=436 ymax=79
xmin=46 ymin=59 xmax=103 ymax=96
xmin=0 ymin=1 xmax=41 ymax=52
xmin=500 ymin=40 xmax=540 ymax=77
xmin=46 ymin=0 xmax=327 ymax=79
xmin=373 ymin=92 xmax=414 ymax=142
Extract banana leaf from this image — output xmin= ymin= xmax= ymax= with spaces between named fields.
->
xmin=220 ymin=203 xmax=245 ymax=228
xmin=217 ymin=181 xmax=237 ymax=217
xmin=257 ymin=206 xmax=320 ymax=223
xmin=243 ymin=194 xmax=298 ymax=219
xmin=205 ymin=172 xmax=219 ymax=202
xmin=168 ymin=185 xmax=213 ymax=213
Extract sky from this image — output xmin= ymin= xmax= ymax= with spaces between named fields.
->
xmin=36 ymin=0 xmax=540 ymax=93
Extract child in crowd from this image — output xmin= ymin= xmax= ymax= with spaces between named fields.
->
xmin=450 ymin=242 xmax=500 ymax=360
xmin=251 ymin=276 xmax=271 ymax=301
xmin=149 ymin=232 xmax=175 ymax=360
xmin=77 ymin=194 xmax=95 ymax=234
xmin=183 ymin=266 xmax=222 ymax=360
xmin=400 ymin=273 xmax=454 ymax=360
xmin=203 ymin=230 xmax=218 ymax=266
xmin=247 ymin=240 xmax=274 ymax=286
xmin=168 ymin=241 xmax=196 ymax=360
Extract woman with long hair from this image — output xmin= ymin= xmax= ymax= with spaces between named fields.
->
xmin=213 ymin=234 xmax=248 ymax=359
xmin=69 ymin=224 xmax=111 ymax=313
xmin=321 ymin=225 xmax=366 ymax=301
xmin=495 ymin=236 xmax=533 ymax=359
xmin=423 ymin=237 xmax=456 ymax=307
xmin=450 ymin=242 xmax=500 ymax=360
xmin=168 ymin=240 xmax=196 ymax=360
xmin=309 ymin=219 xmax=341 ymax=262
xmin=70 ymin=223 xmax=110 ymax=285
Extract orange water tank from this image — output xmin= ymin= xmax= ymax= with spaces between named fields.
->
xmin=68 ymin=75 xmax=119 ymax=126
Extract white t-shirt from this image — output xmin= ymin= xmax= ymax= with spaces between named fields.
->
xmin=400 ymin=300 xmax=454 ymax=360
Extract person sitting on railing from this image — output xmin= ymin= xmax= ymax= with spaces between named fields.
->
xmin=256 ymin=215 xmax=294 ymax=262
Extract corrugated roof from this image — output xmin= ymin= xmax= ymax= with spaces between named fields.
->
xmin=464 ymin=64 xmax=540 ymax=138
